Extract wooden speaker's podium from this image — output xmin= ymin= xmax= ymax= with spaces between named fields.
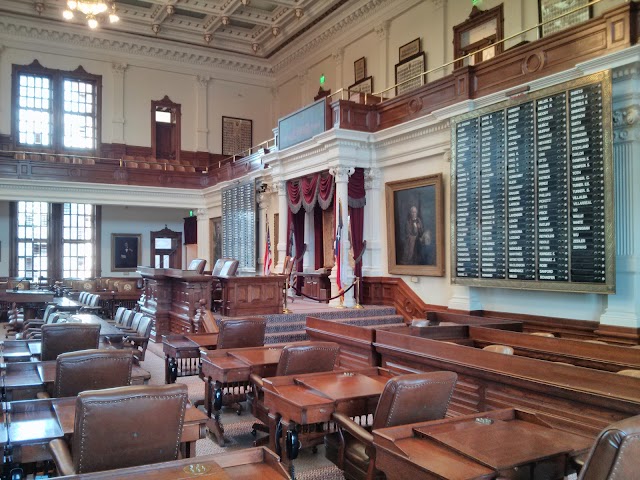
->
xmin=137 ymin=266 xmax=213 ymax=340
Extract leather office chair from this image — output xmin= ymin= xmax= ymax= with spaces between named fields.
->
xmin=18 ymin=311 xmax=69 ymax=340
xmin=48 ymin=384 xmax=188 ymax=476
xmin=110 ymin=316 xmax=153 ymax=362
xmin=217 ymin=317 xmax=267 ymax=350
xmin=578 ymin=414 xmax=640 ymax=480
xmin=327 ymin=371 xmax=458 ymax=480
xmin=40 ymin=323 xmax=101 ymax=361
xmin=188 ymin=258 xmax=207 ymax=274
xmin=249 ymin=342 xmax=340 ymax=448
xmin=219 ymin=259 xmax=239 ymax=277
xmin=212 ymin=258 xmax=231 ymax=276
xmin=482 ymin=344 xmax=514 ymax=355
xmin=39 ymin=349 xmax=133 ymax=398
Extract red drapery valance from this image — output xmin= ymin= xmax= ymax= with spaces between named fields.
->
xmin=287 ymin=171 xmax=334 ymax=213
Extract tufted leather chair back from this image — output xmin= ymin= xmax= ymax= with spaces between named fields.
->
xmin=71 ymin=384 xmax=188 ymax=473
xmin=371 ymin=371 xmax=458 ymax=430
xmin=41 ymin=323 xmax=100 ymax=361
xmin=212 ymin=258 xmax=231 ymax=276
xmin=188 ymin=258 xmax=207 ymax=274
xmin=54 ymin=349 xmax=133 ymax=398
xmin=579 ymin=414 xmax=640 ymax=480
xmin=219 ymin=259 xmax=239 ymax=277
xmin=217 ymin=317 xmax=266 ymax=350
xmin=276 ymin=342 xmax=340 ymax=376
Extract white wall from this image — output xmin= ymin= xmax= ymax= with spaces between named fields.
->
xmin=100 ymin=205 xmax=185 ymax=277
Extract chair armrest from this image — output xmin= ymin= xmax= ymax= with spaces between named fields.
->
xmin=23 ymin=320 xmax=44 ymax=330
xmin=332 ymin=412 xmax=374 ymax=445
xmin=249 ymin=373 xmax=264 ymax=389
xmin=49 ymin=438 xmax=75 ymax=476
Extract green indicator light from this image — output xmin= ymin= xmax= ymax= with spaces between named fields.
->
xmin=320 ymin=74 xmax=325 ymax=85
xmin=189 ymin=210 xmax=194 ymax=217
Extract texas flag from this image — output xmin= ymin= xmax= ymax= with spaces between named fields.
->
xmin=334 ymin=200 xmax=343 ymax=291
xmin=263 ymin=215 xmax=272 ymax=276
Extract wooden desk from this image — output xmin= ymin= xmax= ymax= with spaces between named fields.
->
xmin=0 ymin=340 xmax=41 ymax=362
xmin=52 ymin=297 xmax=83 ymax=312
xmin=58 ymin=447 xmax=291 ymax=479
xmin=374 ymin=330 xmax=640 ymax=437
xmin=1 ymin=290 xmax=55 ymax=320
xmin=300 ymin=272 xmax=330 ymax=303
xmin=163 ymin=333 xmax=218 ymax=384
xmin=0 ymin=397 xmax=207 ymax=463
xmin=1 ymin=361 xmax=151 ymax=401
xmin=216 ymin=274 xmax=286 ymax=317
xmin=373 ymin=409 xmax=593 ymax=480
xmin=200 ymin=345 xmax=285 ymax=446
xmin=262 ymin=367 xmax=393 ymax=465
xmin=68 ymin=313 xmax=122 ymax=336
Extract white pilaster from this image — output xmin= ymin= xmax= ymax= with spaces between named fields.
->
xmin=111 ymin=63 xmax=127 ymax=144
xmin=333 ymin=48 xmax=344 ymax=93
xmin=329 ymin=166 xmax=355 ymax=307
xmin=375 ymin=21 xmax=390 ymax=91
xmin=257 ymin=188 xmax=269 ymax=273
xmin=447 ymin=285 xmax=483 ymax=312
xmin=363 ymin=168 xmax=383 ymax=276
xmin=600 ymin=65 xmax=640 ymax=329
xmin=196 ymin=76 xmax=210 ymax=152
xmin=274 ymin=180 xmax=288 ymax=273
xmin=303 ymin=208 xmax=315 ymax=271
xmin=196 ymin=208 xmax=211 ymax=269
xmin=271 ymin=87 xmax=279 ymax=128
xmin=298 ymin=70 xmax=309 ymax=106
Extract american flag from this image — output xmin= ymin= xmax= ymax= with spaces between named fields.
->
xmin=263 ymin=215 xmax=272 ymax=276
xmin=334 ymin=200 xmax=343 ymax=291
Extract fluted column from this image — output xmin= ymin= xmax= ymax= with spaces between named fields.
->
xmin=257 ymin=188 xmax=269 ymax=273
xmin=111 ymin=63 xmax=127 ymax=144
xmin=333 ymin=48 xmax=344 ymax=93
xmin=196 ymin=208 xmax=211 ymax=269
xmin=274 ymin=180 xmax=288 ymax=273
xmin=363 ymin=168 xmax=383 ymax=275
xmin=196 ymin=76 xmax=210 ymax=152
xmin=375 ymin=21 xmax=390 ymax=91
xmin=329 ymin=166 xmax=355 ymax=307
xmin=303 ymin=208 xmax=314 ymax=271
xmin=600 ymin=65 xmax=640 ymax=330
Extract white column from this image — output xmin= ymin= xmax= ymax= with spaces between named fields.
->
xmin=257 ymin=189 xmax=268 ymax=274
xmin=196 ymin=208 xmax=211 ymax=269
xmin=375 ymin=21 xmax=390 ymax=92
xmin=196 ymin=76 xmax=210 ymax=152
xmin=274 ymin=180 xmax=288 ymax=273
xmin=303 ymin=208 xmax=314 ymax=271
xmin=329 ymin=166 xmax=355 ymax=307
xmin=333 ymin=48 xmax=344 ymax=93
xmin=111 ymin=63 xmax=127 ymax=144
xmin=363 ymin=168 xmax=383 ymax=276
xmin=600 ymin=66 xmax=640 ymax=329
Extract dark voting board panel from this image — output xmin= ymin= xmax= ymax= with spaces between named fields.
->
xmin=451 ymin=71 xmax=614 ymax=294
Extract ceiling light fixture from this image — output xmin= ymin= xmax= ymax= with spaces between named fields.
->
xmin=63 ymin=1 xmax=119 ymax=28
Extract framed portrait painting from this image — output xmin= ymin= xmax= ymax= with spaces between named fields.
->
xmin=111 ymin=234 xmax=142 ymax=272
xmin=386 ymin=174 xmax=444 ymax=276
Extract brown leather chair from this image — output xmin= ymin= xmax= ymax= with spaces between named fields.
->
xmin=216 ymin=317 xmax=266 ymax=350
xmin=482 ymin=344 xmax=514 ymax=355
xmin=41 ymin=323 xmax=101 ymax=361
xmin=43 ymin=349 xmax=133 ymax=398
xmin=250 ymin=342 xmax=340 ymax=448
xmin=219 ymin=259 xmax=239 ymax=277
xmin=212 ymin=258 xmax=232 ymax=276
xmin=327 ymin=371 xmax=458 ymax=480
xmin=110 ymin=315 xmax=153 ymax=362
xmin=578 ymin=414 xmax=640 ymax=480
xmin=188 ymin=258 xmax=207 ymax=274
xmin=48 ymin=384 xmax=188 ymax=476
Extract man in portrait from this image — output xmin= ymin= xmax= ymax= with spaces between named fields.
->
xmin=403 ymin=206 xmax=424 ymax=264
xmin=114 ymin=236 xmax=139 ymax=270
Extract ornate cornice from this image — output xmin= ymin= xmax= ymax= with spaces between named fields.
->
xmin=272 ymin=0 xmax=390 ymax=74
xmin=0 ymin=15 xmax=272 ymax=78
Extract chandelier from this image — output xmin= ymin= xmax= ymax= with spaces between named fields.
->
xmin=62 ymin=1 xmax=119 ymax=29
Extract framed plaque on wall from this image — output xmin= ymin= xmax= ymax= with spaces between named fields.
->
xmin=395 ymin=52 xmax=425 ymax=96
xmin=354 ymin=57 xmax=366 ymax=82
xmin=222 ymin=116 xmax=252 ymax=156
xmin=348 ymin=76 xmax=373 ymax=95
xmin=399 ymin=38 xmax=421 ymax=62
xmin=539 ymin=0 xmax=591 ymax=37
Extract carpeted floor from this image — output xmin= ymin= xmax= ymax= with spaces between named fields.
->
xmin=141 ymin=340 xmax=346 ymax=479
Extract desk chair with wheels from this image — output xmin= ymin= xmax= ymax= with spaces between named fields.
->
xmin=48 ymin=383 xmax=188 ymax=476
xmin=40 ymin=323 xmax=101 ymax=361
xmin=249 ymin=342 xmax=340 ymax=450
xmin=38 ymin=349 xmax=133 ymax=399
xmin=326 ymin=371 xmax=458 ymax=480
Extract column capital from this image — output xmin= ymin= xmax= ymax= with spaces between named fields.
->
xmin=332 ymin=48 xmax=344 ymax=65
xmin=196 ymin=75 xmax=211 ymax=88
xmin=364 ymin=167 xmax=382 ymax=190
xmin=374 ymin=20 xmax=390 ymax=41
xmin=274 ymin=180 xmax=288 ymax=195
xmin=298 ymin=70 xmax=309 ymax=86
xmin=613 ymin=105 xmax=640 ymax=142
xmin=196 ymin=208 xmax=208 ymax=218
xmin=111 ymin=62 xmax=128 ymax=76
xmin=329 ymin=166 xmax=355 ymax=183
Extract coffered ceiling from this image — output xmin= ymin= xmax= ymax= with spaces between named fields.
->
xmin=1 ymin=0 xmax=354 ymax=58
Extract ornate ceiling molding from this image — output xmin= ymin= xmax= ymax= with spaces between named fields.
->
xmin=0 ymin=14 xmax=273 ymax=78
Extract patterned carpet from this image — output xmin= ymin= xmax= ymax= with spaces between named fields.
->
xmin=142 ymin=341 xmax=346 ymax=479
